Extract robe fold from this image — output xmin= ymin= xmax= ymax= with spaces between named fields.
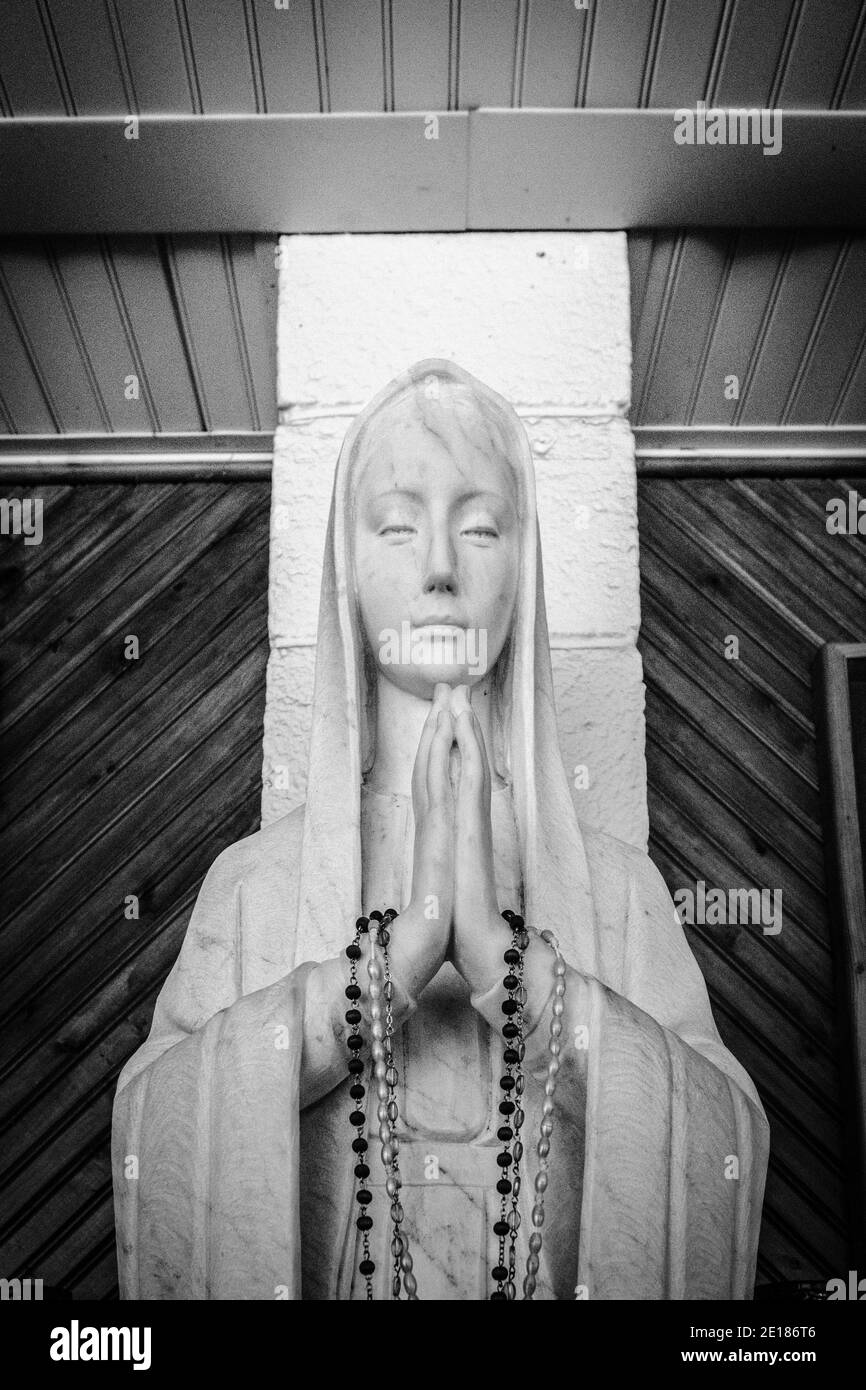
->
xmin=113 ymin=357 xmax=769 ymax=1299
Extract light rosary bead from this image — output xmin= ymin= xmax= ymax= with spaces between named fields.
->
xmin=532 ymin=1206 xmax=545 ymax=1228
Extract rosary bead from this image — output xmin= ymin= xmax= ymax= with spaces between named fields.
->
xmin=371 ymin=1019 xmax=384 ymax=1041
xmin=550 ymin=1019 xmax=563 ymax=1038
xmin=391 ymin=1201 xmax=404 ymax=1225
xmin=537 ymin=1137 xmax=550 ymax=1159
xmin=534 ymin=1171 xmax=549 ymax=1194
xmin=378 ymin=1100 xmax=389 ymax=1121
xmin=554 ymin=957 xmax=566 ymax=976
xmin=513 ymin=1140 xmax=524 ymax=1163
xmin=497 ymin=1125 xmax=514 ymax=1143
xmin=547 ymin=1055 xmax=561 ymax=1075
xmin=403 ymin=1272 xmax=417 ymax=1298
xmin=526 ymin=1254 xmax=540 ymax=1276
xmin=549 ymin=1038 xmax=561 ymax=1056
xmin=374 ymin=1060 xmax=387 ymax=1080
xmin=501 ymin=909 xmax=516 ymax=923
xmin=531 ymin=1206 xmax=545 ymax=1228
xmin=502 ymin=999 xmax=518 ymax=1016
xmin=348 ymin=1057 xmax=364 ymax=1075
xmin=552 ymin=999 xmax=565 ymax=1018
xmin=385 ymin=1066 xmax=399 ymax=1088
xmin=379 ymin=1122 xmax=391 ymax=1145
xmin=506 ymin=1281 xmax=517 ymax=1301
xmin=368 ymin=959 xmax=383 ymax=981
xmin=349 ymin=1109 xmax=366 ymax=1128
xmin=499 ymin=1074 xmax=515 ymax=1092
xmin=347 ymin=1035 xmax=364 ymax=1052
xmin=345 ymin=1008 xmax=362 ymax=1026
xmin=345 ymin=984 xmax=361 ymax=1001
xmin=499 ymin=1099 xmax=515 ymax=1115
xmin=349 ymin=1082 xmax=365 ymax=1100
xmin=496 ymin=1151 xmax=512 ymax=1168
xmin=387 ymin=1100 xmax=398 ymax=1122
xmin=517 ymin=1041 xmax=526 ymax=1062
xmin=541 ymin=1097 xmax=554 ymax=1116
xmin=346 ymin=943 xmax=362 ymax=961
xmin=502 ymin=1021 xmax=519 ymax=1039
xmin=540 ymin=1117 xmax=554 ymax=1138
xmin=514 ymin=1075 xmax=525 ymax=1096
xmin=517 ymin=985 xmax=528 ymax=1007
xmin=529 ymin=1232 xmax=543 ymax=1255
xmin=352 ymin=1137 xmax=368 ymax=1154
xmin=390 ymin=1233 xmax=405 ymax=1259
xmin=492 ymin=1264 xmax=509 ymax=1282
xmin=554 ymin=977 xmax=566 ymax=996
xmin=356 ymin=1213 xmax=373 ymax=1232
xmin=503 ymin=1047 xmax=519 ymax=1065
xmin=507 ymin=1208 xmax=521 ymax=1231
xmin=378 ymin=928 xmax=390 ymax=947
xmin=369 ymin=911 xmax=384 ymax=924
xmin=377 ymin=1084 xmax=389 ymax=1105
xmin=356 ymin=917 xmax=370 ymax=933
xmin=544 ymin=1077 xmax=557 ymax=1097
xmin=523 ymin=1274 xmax=537 ymax=1298
xmin=503 ymin=947 xmax=520 ymax=965
xmin=386 ymin=1174 xmax=401 ymax=1198
xmin=383 ymin=980 xmax=394 ymax=1002
xmin=503 ymin=974 xmax=519 ymax=991
xmin=382 ymin=1141 xmax=396 ymax=1165
xmin=490 ymin=1291 xmax=507 ymax=1301
xmin=400 ymin=1250 xmax=414 ymax=1273
xmin=509 ymin=914 xmax=525 ymax=931
xmin=512 ymin=1176 xmax=521 ymax=1198
xmin=493 ymin=1219 xmax=509 ymax=1237
xmin=359 ymin=1258 xmax=375 ymax=1277
xmin=392 ymin=1275 xmax=402 ymax=1299
xmin=356 ymin=1189 xmax=373 ymax=1206
xmin=383 ymin=908 xmax=398 ymax=923
xmin=516 ymin=929 xmax=530 ymax=951
xmin=513 ymin=1106 xmax=525 ymax=1130
xmin=354 ymin=1162 xmax=370 ymax=1180
xmin=496 ymin=1178 xmax=512 ymax=1195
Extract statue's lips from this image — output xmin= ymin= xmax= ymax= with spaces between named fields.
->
xmin=412 ymin=621 xmax=466 ymax=632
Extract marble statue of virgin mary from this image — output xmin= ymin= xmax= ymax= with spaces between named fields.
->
xmin=113 ymin=359 xmax=769 ymax=1300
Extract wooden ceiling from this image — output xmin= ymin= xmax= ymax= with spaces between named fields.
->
xmin=1 ymin=0 xmax=864 ymax=115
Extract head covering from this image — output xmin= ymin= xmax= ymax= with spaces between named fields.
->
xmin=293 ymin=359 xmax=598 ymax=975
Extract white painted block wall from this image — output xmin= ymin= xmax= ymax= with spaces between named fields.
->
xmin=263 ymin=232 xmax=647 ymax=849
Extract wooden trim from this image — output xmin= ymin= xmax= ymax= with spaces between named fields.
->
xmin=0 ymin=110 xmax=864 ymax=234
xmin=636 ymin=426 xmax=866 ymax=476
xmin=813 ymin=643 xmax=866 ymax=1267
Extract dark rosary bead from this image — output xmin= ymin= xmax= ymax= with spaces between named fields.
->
xmin=349 ymin=1083 xmax=365 ymax=1100
xmin=369 ymin=910 xmax=384 ymax=923
xmin=348 ymin=1057 xmax=364 ymax=1074
xmin=492 ymin=1264 xmax=509 ymax=1282
xmin=345 ymin=983 xmax=361 ymax=1001
xmin=490 ymin=1291 xmax=508 ymax=1300
xmin=503 ymin=974 xmax=519 ymax=991
xmin=499 ymin=1074 xmax=515 ymax=1092
xmin=502 ymin=1021 xmax=519 ymax=1039
xmin=383 ymin=908 xmax=398 ymax=922
xmin=349 ymin=1109 xmax=366 ymax=1128
xmin=503 ymin=947 xmax=520 ymax=965
xmin=346 ymin=943 xmax=362 ymax=961
xmin=503 ymin=1047 xmax=519 ymax=1065
xmin=359 ymin=1259 xmax=376 ymax=1277
xmin=356 ymin=917 xmax=369 ymax=932
xmin=509 ymin=915 xmax=525 ymax=931
xmin=501 ymin=999 xmax=518 ymax=1016
xmin=352 ymin=1137 xmax=368 ymax=1154
xmin=496 ymin=1178 xmax=513 ymax=1195
xmin=356 ymin=1213 xmax=373 ymax=1232
xmin=347 ymin=1034 xmax=364 ymax=1051
xmin=378 ymin=928 xmax=390 ymax=947
xmin=497 ymin=1125 xmax=513 ymax=1143
xmin=345 ymin=1008 xmax=362 ymax=1025
xmin=501 ymin=910 xmax=516 ymax=922
xmin=493 ymin=1219 xmax=509 ymax=1238
xmin=499 ymin=1099 xmax=515 ymax=1115
xmin=354 ymin=1162 xmax=370 ymax=1180
xmin=516 ymin=929 xmax=531 ymax=951
xmin=356 ymin=1189 xmax=373 ymax=1206
xmin=497 ymin=1151 xmax=513 ymax=1168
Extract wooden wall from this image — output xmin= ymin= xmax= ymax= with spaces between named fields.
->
xmin=0 ymin=479 xmax=270 ymax=1299
xmin=638 ymin=473 xmax=866 ymax=1289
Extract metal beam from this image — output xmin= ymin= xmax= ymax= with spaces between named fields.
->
xmin=634 ymin=426 xmax=866 ymax=476
xmin=0 ymin=111 xmax=863 ymax=234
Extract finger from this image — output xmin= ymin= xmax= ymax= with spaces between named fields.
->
xmin=471 ymin=709 xmax=491 ymax=799
xmin=453 ymin=706 xmax=484 ymax=808
xmin=426 ymin=707 xmax=454 ymax=811
xmin=412 ymin=704 xmax=441 ymax=812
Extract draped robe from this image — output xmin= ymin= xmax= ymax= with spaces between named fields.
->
xmin=112 ymin=359 xmax=769 ymax=1300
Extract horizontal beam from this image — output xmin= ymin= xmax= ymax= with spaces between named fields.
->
xmin=2 ymin=429 xmax=866 ymax=481
xmin=0 ymin=110 xmax=864 ymax=233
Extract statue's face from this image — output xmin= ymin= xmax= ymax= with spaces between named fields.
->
xmin=353 ymin=394 xmax=520 ymax=699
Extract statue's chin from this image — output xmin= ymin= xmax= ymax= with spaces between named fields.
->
xmin=377 ymin=664 xmax=488 ymax=699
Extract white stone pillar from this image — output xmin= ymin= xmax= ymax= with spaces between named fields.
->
xmin=264 ymin=232 xmax=647 ymax=849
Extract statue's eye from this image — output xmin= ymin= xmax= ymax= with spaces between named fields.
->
xmin=380 ymin=524 xmax=416 ymax=536
xmin=462 ymin=526 xmax=498 ymax=539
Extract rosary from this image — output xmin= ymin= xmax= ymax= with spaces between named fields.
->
xmin=344 ymin=907 xmax=567 ymax=1300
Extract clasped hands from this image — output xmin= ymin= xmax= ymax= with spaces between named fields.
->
xmin=386 ymin=682 xmax=512 ymax=1010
